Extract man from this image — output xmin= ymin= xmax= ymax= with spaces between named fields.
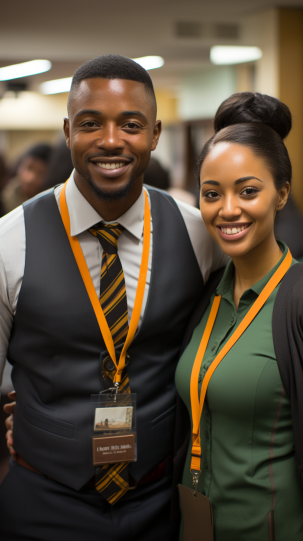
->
xmin=0 ymin=55 xmax=226 ymax=540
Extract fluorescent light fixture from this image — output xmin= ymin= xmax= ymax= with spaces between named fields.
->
xmin=210 ymin=46 xmax=262 ymax=65
xmin=40 ymin=55 xmax=165 ymax=95
xmin=133 ymin=56 xmax=164 ymax=70
xmin=40 ymin=77 xmax=72 ymax=95
xmin=0 ymin=60 xmax=52 ymax=81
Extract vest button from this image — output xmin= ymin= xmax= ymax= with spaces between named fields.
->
xmin=211 ymin=343 xmax=216 ymax=351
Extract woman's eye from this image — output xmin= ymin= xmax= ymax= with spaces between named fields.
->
xmin=242 ymin=187 xmax=258 ymax=196
xmin=204 ymin=191 xmax=219 ymax=199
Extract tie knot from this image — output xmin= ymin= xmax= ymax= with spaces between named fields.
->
xmin=89 ymin=222 xmax=124 ymax=254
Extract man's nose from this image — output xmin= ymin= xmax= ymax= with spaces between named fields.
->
xmin=96 ymin=124 xmax=124 ymax=151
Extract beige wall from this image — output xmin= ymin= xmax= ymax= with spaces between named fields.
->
xmin=278 ymin=9 xmax=303 ymax=212
xmin=1 ymin=130 xmax=61 ymax=163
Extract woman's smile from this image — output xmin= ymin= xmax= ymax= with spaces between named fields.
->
xmin=216 ymin=222 xmax=252 ymax=240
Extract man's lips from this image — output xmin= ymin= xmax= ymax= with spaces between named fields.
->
xmin=90 ymin=158 xmax=132 ymax=179
xmin=216 ymin=222 xmax=252 ymax=241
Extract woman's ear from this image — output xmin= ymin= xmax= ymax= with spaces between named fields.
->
xmin=276 ymin=182 xmax=290 ymax=211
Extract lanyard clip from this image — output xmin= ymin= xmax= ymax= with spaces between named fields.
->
xmin=113 ymin=381 xmax=120 ymax=401
xmin=191 ymin=471 xmax=200 ymax=495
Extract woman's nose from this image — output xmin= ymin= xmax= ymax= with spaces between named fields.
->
xmin=218 ymin=194 xmax=242 ymax=220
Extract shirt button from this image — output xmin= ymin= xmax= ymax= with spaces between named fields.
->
xmin=205 ymin=463 xmax=209 ymax=470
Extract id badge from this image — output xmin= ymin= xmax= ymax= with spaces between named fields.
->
xmin=91 ymin=393 xmax=137 ymax=466
xmin=178 ymin=484 xmax=214 ymax=541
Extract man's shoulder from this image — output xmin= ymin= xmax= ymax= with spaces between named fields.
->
xmin=0 ymin=205 xmax=24 ymax=238
xmin=145 ymin=184 xmax=202 ymax=223
xmin=23 ymin=187 xmax=56 ymax=208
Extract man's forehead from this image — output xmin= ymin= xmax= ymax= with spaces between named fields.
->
xmin=69 ymin=77 xmax=155 ymax=114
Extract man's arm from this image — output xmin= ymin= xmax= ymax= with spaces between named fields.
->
xmin=3 ymin=391 xmax=15 ymax=455
xmin=173 ymin=198 xmax=228 ymax=283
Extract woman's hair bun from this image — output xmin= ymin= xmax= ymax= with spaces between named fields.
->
xmin=214 ymin=92 xmax=292 ymax=140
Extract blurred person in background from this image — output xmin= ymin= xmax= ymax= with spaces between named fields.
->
xmin=0 ymin=153 xmax=10 ymax=218
xmin=2 ymin=143 xmax=52 ymax=214
xmin=275 ymin=194 xmax=303 ymax=263
xmin=43 ymin=137 xmax=73 ymax=190
xmin=144 ymin=156 xmax=197 ymax=207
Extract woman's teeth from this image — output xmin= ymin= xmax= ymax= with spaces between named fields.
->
xmin=221 ymin=225 xmax=248 ymax=235
xmin=96 ymin=162 xmax=125 ymax=170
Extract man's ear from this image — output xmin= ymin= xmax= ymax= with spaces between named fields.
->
xmin=151 ymin=120 xmax=162 ymax=151
xmin=63 ymin=118 xmax=71 ymax=149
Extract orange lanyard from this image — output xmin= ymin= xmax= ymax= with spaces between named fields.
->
xmin=59 ymin=180 xmax=151 ymax=386
xmin=190 ymin=248 xmax=292 ymax=485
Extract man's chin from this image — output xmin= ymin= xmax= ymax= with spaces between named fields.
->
xmin=87 ymin=176 xmax=137 ymax=202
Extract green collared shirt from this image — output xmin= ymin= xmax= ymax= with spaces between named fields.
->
xmin=176 ymin=242 xmax=303 ymax=541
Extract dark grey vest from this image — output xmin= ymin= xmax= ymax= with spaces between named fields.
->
xmin=8 ymin=187 xmax=204 ymax=490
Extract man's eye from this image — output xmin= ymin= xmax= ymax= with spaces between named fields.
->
xmin=82 ymin=121 xmax=97 ymax=128
xmin=124 ymin=122 xmax=140 ymax=129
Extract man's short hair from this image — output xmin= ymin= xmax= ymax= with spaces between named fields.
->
xmin=68 ymin=54 xmax=156 ymax=113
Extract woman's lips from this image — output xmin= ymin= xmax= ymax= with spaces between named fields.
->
xmin=217 ymin=223 xmax=252 ymax=241
xmin=90 ymin=160 xmax=131 ymax=179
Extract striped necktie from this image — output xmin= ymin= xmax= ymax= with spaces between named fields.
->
xmin=89 ymin=222 xmax=131 ymax=504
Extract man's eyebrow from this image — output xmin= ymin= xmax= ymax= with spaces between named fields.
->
xmin=75 ymin=109 xmax=101 ymax=118
xmin=122 ymin=110 xmax=147 ymax=120
xmin=74 ymin=109 xmax=147 ymax=121
xmin=201 ymin=176 xmax=263 ymax=186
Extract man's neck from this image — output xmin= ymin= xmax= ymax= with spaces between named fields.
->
xmin=74 ymin=176 xmax=143 ymax=221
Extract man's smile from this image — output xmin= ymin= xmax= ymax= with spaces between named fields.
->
xmin=90 ymin=158 xmax=133 ymax=179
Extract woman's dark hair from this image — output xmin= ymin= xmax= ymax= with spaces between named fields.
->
xmin=198 ymin=92 xmax=292 ymax=189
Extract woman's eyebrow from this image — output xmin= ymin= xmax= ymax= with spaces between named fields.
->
xmin=201 ymin=180 xmax=220 ymax=186
xmin=201 ymin=176 xmax=263 ymax=187
xmin=235 ymin=176 xmax=263 ymax=185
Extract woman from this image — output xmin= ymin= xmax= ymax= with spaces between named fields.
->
xmin=175 ymin=92 xmax=303 ymax=540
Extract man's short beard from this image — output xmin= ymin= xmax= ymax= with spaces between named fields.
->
xmin=77 ymin=166 xmax=138 ymax=201
xmin=87 ymin=175 xmax=137 ymax=201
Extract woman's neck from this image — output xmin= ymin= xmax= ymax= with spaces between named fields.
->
xmin=232 ymin=238 xmax=283 ymax=308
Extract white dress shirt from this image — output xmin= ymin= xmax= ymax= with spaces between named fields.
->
xmin=0 ymin=172 xmax=227 ymax=382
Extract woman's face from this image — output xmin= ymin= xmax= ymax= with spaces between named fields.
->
xmin=200 ymin=142 xmax=289 ymax=259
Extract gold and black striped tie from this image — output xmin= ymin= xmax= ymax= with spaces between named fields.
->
xmin=89 ymin=222 xmax=131 ymax=504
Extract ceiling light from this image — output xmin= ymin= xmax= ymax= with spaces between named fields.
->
xmin=40 ymin=55 xmax=165 ymax=95
xmin=210 ymin=46 xmax=262 ymax=65
xmin=133 ymin=56 xmax=164 ymax=70
xmin=40 ymin=77 xmax=72 ymax=95
xmin=0 ymin=60 xmax=52 ymax=81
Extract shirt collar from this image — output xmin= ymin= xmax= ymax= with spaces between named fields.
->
xmin=216 ymin=240 xmax=288 ymax=300
xmin=66 ymin=171 xmax=145 ymax=241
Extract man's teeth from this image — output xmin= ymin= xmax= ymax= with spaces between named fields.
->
xmin=96 ymin=162 xmax=126 ymax=170
xmin=221 ymin=225 xmax=247 ymax=235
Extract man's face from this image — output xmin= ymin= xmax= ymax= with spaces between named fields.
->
xmin=64 ymin=78 xmax=161 ymax=203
